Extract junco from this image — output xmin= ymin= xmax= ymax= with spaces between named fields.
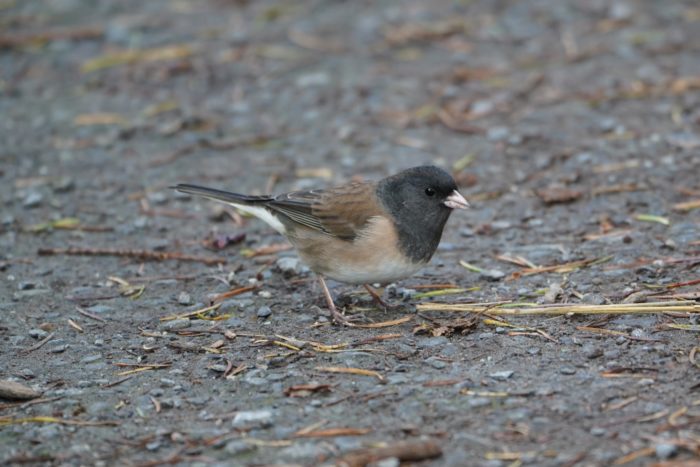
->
xmin=174 ymin=165 xmax=469 ymax=324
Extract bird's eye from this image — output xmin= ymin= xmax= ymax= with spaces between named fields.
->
xmin=425 ymin=187 xmax=436 ymax=196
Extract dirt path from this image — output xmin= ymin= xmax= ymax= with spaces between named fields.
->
xmin=1 ymin=1 xmax=699 ymax=465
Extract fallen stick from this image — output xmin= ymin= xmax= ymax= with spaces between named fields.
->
xmin=417 ymin=301 xmax=700 ymax=315
xmin=334 ymin=439 xmax=442 ymax=467
xmin=24 ymin=332 xmax=55 ymax=353
xmin=38 ymin=247 xmax=224 ymax=265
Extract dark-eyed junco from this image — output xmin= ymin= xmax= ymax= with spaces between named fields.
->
xmin=174 ymin=165 xmax=468 ymax=324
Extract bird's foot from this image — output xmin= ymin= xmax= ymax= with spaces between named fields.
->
xmin=363 ymin=284 xmax=403 ymax=311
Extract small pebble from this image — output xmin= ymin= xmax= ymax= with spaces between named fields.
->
xmin=146 ymin=441 xmax=161 ymax=451
xmin=374 ymin=457 xmax=400 ymax=467
xmin=232 ymin=409 xmax=273 ymax=428
xmin=426 ymin=358 xmax=447 ymax=369
xmin=208 ymin=364 xmax=228 ymax=373
xmin=487 ymin=126 xmax=510 ymax=142
xmin=177 ymin=291 xmax=192 ymax=306
xmin=160 ymin=378 xmax=177 ymax=387
xmin=655 ymin=443 xmax=677 ymax=460
xmin=225 ymin=440 xmax=257 ymax=456
xmin=51 ymin=176 xmax=75 ymax=193
xmin=86 ymin=305 xmax=113 ymax=314
xmin=480 ymin=269 xmax=505 ymax=281
xmin=50 ymin=344 xmax=68 ymax=353
xmin=490 ymin=370 xmax=514 ymax=380
xmin=257 ymin=306 xmax=272 ymax=318
xmin=416 ymin=337 xmax=448 ymax=348
xmin=560 ymin=367 xmax=576 ymax=375
xmin=161 ymin=318 xmax=191 ymax=331
xmin=584 ymin=346 xmax=603 ymax=359
xmin=22 ymin=192 xmax=43 ymax=208
xmin=276 ymin=257 xmax=301 ymax=276
xmin=468 ymin=397 xmax=491 ymax=408
xmin=28 ymin=328 xmax=49 ymax=339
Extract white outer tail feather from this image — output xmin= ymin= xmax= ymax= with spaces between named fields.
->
xmin=229 ymin=203 xmax=287 ymax=235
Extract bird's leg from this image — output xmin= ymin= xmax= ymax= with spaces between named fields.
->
xmin=363 ymin=284 xmax=389 ymax=310
xmin=319 ymin=276 xmax=353 ymax=325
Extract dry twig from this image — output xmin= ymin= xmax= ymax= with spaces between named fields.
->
xmin=38 ymin=247 xmax=224 ymax=265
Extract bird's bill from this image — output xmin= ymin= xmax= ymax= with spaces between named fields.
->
xmin=444 ymin=190 xmax=470 ymax=209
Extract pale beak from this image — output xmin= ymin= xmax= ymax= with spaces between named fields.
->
xmin=444 ymin=190 xmax=470 ymax=209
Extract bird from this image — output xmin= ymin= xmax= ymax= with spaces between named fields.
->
xmin=173 ymin=165 xmax=469 ymax=324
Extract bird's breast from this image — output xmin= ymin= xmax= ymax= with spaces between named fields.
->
xmin=291 ymin=216 xmax=426 ymax=284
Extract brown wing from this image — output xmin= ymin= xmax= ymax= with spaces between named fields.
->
xmin=267 ymin=181 xmax=383 ymax=240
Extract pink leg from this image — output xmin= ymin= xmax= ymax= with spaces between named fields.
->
xmin=319 ymin=276 xmax=352 ymax=325
xmin=363 ymin=284 xmax=389 ymax=309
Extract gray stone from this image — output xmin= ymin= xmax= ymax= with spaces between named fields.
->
xmin=87 ymin=401 xmax=112 ymax=416
xmin=28 ymin=328 xmax=49 ymax=339
xmin=416 ymin=337 xmax=448 ymax=348
xmin=160 ymin=318 xmax=190 ymax=331
xmin=490 ymin=370 xmax=514 ymax=380
xmin=480 ymin=269 xmax=505 ymax=281
xmin=487 ymin=126 xmax=510 ymax=142
xmin=86 ymin=305 xmax=113 ymax=314
xmin=296 ymin=72 xmax=330 ymax=88
xmin=232 ymin=409 xmax=273 ymax=428
xmin=146 ymin=441 xmax=161 ymax=451
xmin=387 ymin=374 xmax=409 ymax=385
xmin=257 ymin=306 xmax=272 ymax=318
xmin=468 ymin=397 xmax=491 ymax=408
xmin=13 ymin=289 xmax=51 ymax=300
xmin=17 ymin=281 xmax=37 ymax=290
xmin=160 ymin=378 xmax=177 ymax=387
xmin=50 ymin=344 xmax=68 ymax=353
xmin=23 ymin=192 xmax=43 ymax=208
xmin=426 ymin=357 xmax=447 ymax=369
xmin=276 ymin=257 xmax=301 ymax=276
xmin=655 ymin=443 xmax=677 ymax=460
xmin=374 ymin=457 xmax=400 ymax=467
xmin=584 ymin=346 xmax=603 ymax=359
xmin=177 ymin=291 xmax=193 ymax=305
xmin=51 ymin=176 xmax=75 ymax=193
xmin=278 ymin=442 xmax=326 ymax=460
xmin=224 ymin=440 xmax=257 ymax=456
xmin=80 ymin=354 xmax=102 ymax=364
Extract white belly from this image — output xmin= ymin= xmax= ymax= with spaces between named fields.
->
xmin=323 ymin=255 xmax=425 ymax=285
xmin=294 ymin=216 xmax=427 ymax=285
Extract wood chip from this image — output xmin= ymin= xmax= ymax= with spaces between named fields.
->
xmin=0 ymin=380 xmax=42 ymax=400
xmin=535 ymin=187 xmax=583 ymax=204
xmin=335 ymin=439 xmax=442 ymax=467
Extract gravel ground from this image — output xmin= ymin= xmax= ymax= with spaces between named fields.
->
xmin=1 ymin=0 xmax=699 ymax=466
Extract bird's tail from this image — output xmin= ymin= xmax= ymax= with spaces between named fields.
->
xmin=172 ymin=184 xmax=287 ymax=234
xmin=172 ymin=184 xmax=273 ymax=206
